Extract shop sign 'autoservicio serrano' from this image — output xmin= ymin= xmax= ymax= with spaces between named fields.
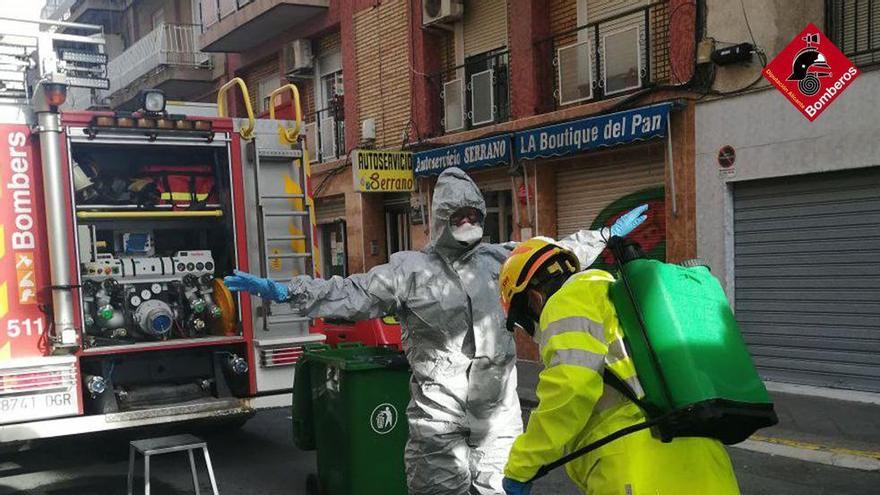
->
xmin=413 ymin=134 xmax=512 ymax=177
xmin=352 ymin=149 xmax=414 ymax=192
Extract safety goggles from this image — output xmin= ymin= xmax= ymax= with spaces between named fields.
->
xmin=449 ymin=207 xmax=483 ymax=226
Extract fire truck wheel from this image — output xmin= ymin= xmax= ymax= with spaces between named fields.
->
xmin=306 ymin=473 xmax=321 ymax=495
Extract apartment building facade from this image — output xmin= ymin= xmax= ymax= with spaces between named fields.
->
xmin=695 ymin=0 xmax=880 ymax=393
xmin=200 ymin=0 xmax=697 ymax=293
xmin=195 ymin=0 xmax=699 ymax=359
xmin=44 ymin=0 xmax=225 ymax=109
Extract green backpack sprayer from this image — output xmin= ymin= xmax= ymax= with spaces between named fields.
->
xmin=530 ymin=237 xmax=778 ymax=481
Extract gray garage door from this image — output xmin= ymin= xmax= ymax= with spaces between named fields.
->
xmin=733 ymin=167 xmax=880 ymax=392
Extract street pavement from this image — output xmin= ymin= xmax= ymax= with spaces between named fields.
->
xmin=1 ymin=407 xmax=878 ymax=494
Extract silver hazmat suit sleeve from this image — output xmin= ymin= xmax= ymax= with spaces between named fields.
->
xmin=285 ymin=259 xmax=402 ymax=321
xmin=555 ymin=227 xmax=610 ymax=269
xmin=500 ymin=227 xmax=610 ymax=270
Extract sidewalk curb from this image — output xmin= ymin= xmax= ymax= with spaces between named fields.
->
xmin=765 ymin=381 xmax=880 ymax=405
xmin=733 ymin=435 xmax=880 ymax=472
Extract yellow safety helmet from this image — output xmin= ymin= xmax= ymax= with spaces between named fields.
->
xmin=499 ymin=236 xmax=580 ymax=320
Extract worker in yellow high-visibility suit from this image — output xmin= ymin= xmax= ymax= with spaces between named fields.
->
xmin=497 ymin=237 xmax=741 ymax=495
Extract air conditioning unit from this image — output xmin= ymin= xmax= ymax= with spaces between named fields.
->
xmin=284 ymin=39 xmax=313 ymax=77
xmin=423 ymin=0 xmax=463 ymax=27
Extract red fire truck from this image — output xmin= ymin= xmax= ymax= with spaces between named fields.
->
xmin=0 ymin=18 xmax=332 ymax=444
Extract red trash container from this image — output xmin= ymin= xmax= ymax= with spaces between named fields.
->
xmin=311 ymin=316 xmax=402 ymax=350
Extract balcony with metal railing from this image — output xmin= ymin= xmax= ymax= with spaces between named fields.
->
xmin=42 ymin=0 xmax=124 ymax=26
xmin=304 ymin=106 xmax=346 ymax=163
xmin=104 ymin=23 xmax=215 ymax=109
xmin=427 ymin=49 xmax=511 ymax=136
xmin=198 ymin=0 xmax=329 ymax=53
xmin=535 ymin=1 xmax=671 ymax=112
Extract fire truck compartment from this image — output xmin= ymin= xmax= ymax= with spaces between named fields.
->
xmin=67 ymin=138 xmax=243 ymax=350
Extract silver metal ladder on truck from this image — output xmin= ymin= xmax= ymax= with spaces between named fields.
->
xmin=249 ymin=134 xmax=314 ymax=329
xmin=221 ymin=79 xmax=325 ymax=396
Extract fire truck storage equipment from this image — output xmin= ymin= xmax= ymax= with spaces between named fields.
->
xmin=71 ymin=143 xmax=240 ymax=348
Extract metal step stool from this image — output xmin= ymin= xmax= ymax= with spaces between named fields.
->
xmin=127 ymin=434 xmax=219 ymax=495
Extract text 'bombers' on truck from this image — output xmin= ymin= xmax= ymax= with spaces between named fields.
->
xmin=0 ymin=17 xmax=325 ymax=443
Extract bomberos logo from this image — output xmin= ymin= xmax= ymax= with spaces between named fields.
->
xmin=763 ymin=23 xmax=859 ymax=121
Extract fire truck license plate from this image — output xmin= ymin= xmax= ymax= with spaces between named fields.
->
xmin=0 ymin=392 xmax=76 ymax=424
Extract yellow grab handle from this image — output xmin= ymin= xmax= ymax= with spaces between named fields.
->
xmin=269 ymin=84 xmax=303 ymax=144
xmin=216 ymin=77 xmax=255 ymax=141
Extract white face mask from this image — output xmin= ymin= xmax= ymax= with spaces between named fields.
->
xmin=451 ymin=222 xmax=484 ymax=244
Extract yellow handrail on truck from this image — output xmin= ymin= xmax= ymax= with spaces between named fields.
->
xmin=268 ymin=84 xmax=303 ymax=145
xmin=216 ymin=77 xmax=256 ymax=140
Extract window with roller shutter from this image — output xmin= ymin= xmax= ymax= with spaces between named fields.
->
xmin=827 ymin=0 xmax=880 ymax=67
xmin=434 ymin=0 xmax=510 ymax=133
xmin=307 ymin=31 xmax=345 ymax=164
xmin=462 ymin=0 xmax=509 ymax=57
xmin=548 ymin=0 xmax=670 ymax=109
xmin=583 ymin=0 xmax=650 ymax=95
xmin=551 ymin=0 xmax=580 ymax=38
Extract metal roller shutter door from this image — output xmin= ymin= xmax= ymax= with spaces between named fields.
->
xmin=733 ymin=167 xmax=880 ymax=391
xmin=555 ymin=146 xmax=664 ymax=235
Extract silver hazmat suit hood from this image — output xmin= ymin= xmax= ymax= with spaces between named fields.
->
xmin=430 ymin=167 xmax=486 ymax=259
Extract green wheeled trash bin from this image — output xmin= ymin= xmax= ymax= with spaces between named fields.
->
xmin=292 ymin=342 xmax=411 ymax=495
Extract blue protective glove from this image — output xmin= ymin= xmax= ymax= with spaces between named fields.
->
xmin=223 ymin=270 xmax=289 ymax=302
xmin=610 ymin=203 xmax=649 ymax=238
xmin=502 ymin=477 xmax=532 ymax=495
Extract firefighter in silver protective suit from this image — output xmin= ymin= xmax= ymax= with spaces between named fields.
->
xmin=225 ymin=167 xmax=648 ymax=494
